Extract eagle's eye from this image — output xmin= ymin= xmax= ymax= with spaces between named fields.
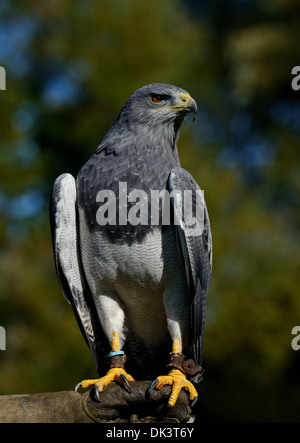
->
xmin=151 ymin=94 xmax=164 ymax=104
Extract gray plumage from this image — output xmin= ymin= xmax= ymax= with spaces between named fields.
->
xmin=50 ymin=83 xmax=212 ymax=383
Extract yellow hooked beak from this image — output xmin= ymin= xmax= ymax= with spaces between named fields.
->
xmin=156 ymin=92 xmax=197 ymax=119
xmin=177 ymin=93 xmax=198 ymax=115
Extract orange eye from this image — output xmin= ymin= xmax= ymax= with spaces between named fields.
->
xmin=151 ymin=95 xmax=164 ymax=104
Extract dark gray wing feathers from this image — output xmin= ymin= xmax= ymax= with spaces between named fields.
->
xmin=168 ymin=167 xmax=212 ymax=368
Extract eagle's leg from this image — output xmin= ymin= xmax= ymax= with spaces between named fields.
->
xmin=148 ymin=339 xmax=198 ymax=409
xmin=75 ymin=332 xmax=134 ymax=398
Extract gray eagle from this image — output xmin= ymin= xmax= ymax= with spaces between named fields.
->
xmin=50 ymin=83 xmax=212 ymax=408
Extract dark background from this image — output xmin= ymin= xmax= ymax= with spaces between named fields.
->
xmin=0 ymin=0 xmax=300 ymax=422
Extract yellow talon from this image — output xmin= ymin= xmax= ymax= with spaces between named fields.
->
xmin=79 ymin=367 xmax=134 ymax=393
xmin=155 ymin=369 xmax=198 ymax=408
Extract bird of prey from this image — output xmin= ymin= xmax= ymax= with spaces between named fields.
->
xmin=50 ymin=83 xmax=212 ymax=409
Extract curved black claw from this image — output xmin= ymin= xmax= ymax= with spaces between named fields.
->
xmin=149 ymin=378 xmax=159 ymax=391
xmin=74 ymin=381 xmax=82 ymax=392
xmin=94 ymin=384 xmax=100 ymax=402
xmin=146 ymin=378 xmax=159 ymax=400
xmin=148 ymin=379 xmax=159 ymax=392
xmin=190 ymin=396 xmax=198 ymax=408
xmin=119 ymin=373 xmax=132 ymax=393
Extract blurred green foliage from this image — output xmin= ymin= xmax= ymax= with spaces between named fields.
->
xmin=0 ymin=0 xmax=300 ymax=422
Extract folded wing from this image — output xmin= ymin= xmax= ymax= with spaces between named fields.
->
xmin=168 ymin=167 xmax=212 ymax=375
xmin=50 ymin=173 xmax=107 ymax=373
